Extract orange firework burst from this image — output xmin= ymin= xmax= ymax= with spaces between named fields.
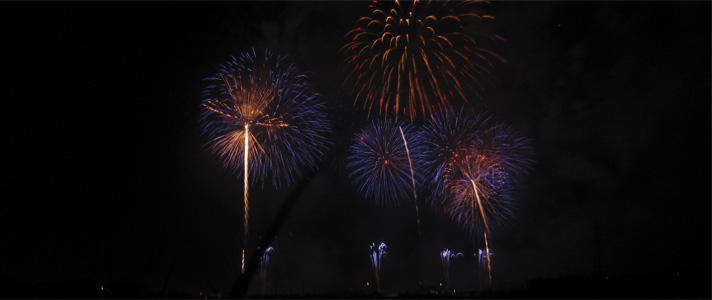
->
xmin=342 ymin=0 xmax=505 ymax=120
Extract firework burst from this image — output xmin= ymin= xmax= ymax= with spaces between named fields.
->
xmin=342 ymin=0 xmax=505 ymax=120
xmin=346 ymin=119 xmax=425 ymax=232
xmin=422 ymin=109 xmax=532 ymax=284
xmin=421 ymin=109 xmax=492 ymax=202
xmin=201 ymin=48 xmax=331 ymax=187
xmin=441 ymin=123 xmax=532 ymax=237
xmin=201 ymin=48 xmax=331 ymax=273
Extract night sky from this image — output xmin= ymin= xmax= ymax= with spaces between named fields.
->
xmin=2 ymin=1 xmax=710 ymax=297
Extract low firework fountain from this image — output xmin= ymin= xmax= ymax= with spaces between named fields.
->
xmin=259 ymin=246 xmax=275 ymax=294
xmin=369 ymin=242 xmax=388 ymax=293
xmin=440 ymin=249 xmax=463 ymax=288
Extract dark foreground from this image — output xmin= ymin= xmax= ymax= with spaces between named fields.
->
xmin=1 ymin=271 xmax=708 ymax=298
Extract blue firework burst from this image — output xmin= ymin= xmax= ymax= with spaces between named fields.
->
xmin=346 ymin=119 xmax=426 ymax=206
xmin=200 ymin=48 xmax=331 ymax=188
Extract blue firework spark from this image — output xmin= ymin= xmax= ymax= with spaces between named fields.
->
xmin=346 ymin=119 xmax=425 ymax=206
xmin=200 ymin=48 xmax=331 ymax=188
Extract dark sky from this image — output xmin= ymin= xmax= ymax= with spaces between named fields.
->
xmin=1 ymin=1 xmax=710 ymax=297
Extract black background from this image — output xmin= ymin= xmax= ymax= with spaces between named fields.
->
xmin=1 ymin=1 xmax=710 ymax=297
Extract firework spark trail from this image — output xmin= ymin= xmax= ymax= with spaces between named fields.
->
xmin=399 ymin=125 xmax=421 ymax=236
xmin=240 ymin=249 xmax=246 ymax=274
xmin=470 ymin=179 xmax=492 ymax=285
xmin=241 ymin=125 xmax=250 ymax=274
xmin=476 ymin=248 xmax=495 ymax=288
xmin=369 ymin=242 xmax=388 ymax=293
